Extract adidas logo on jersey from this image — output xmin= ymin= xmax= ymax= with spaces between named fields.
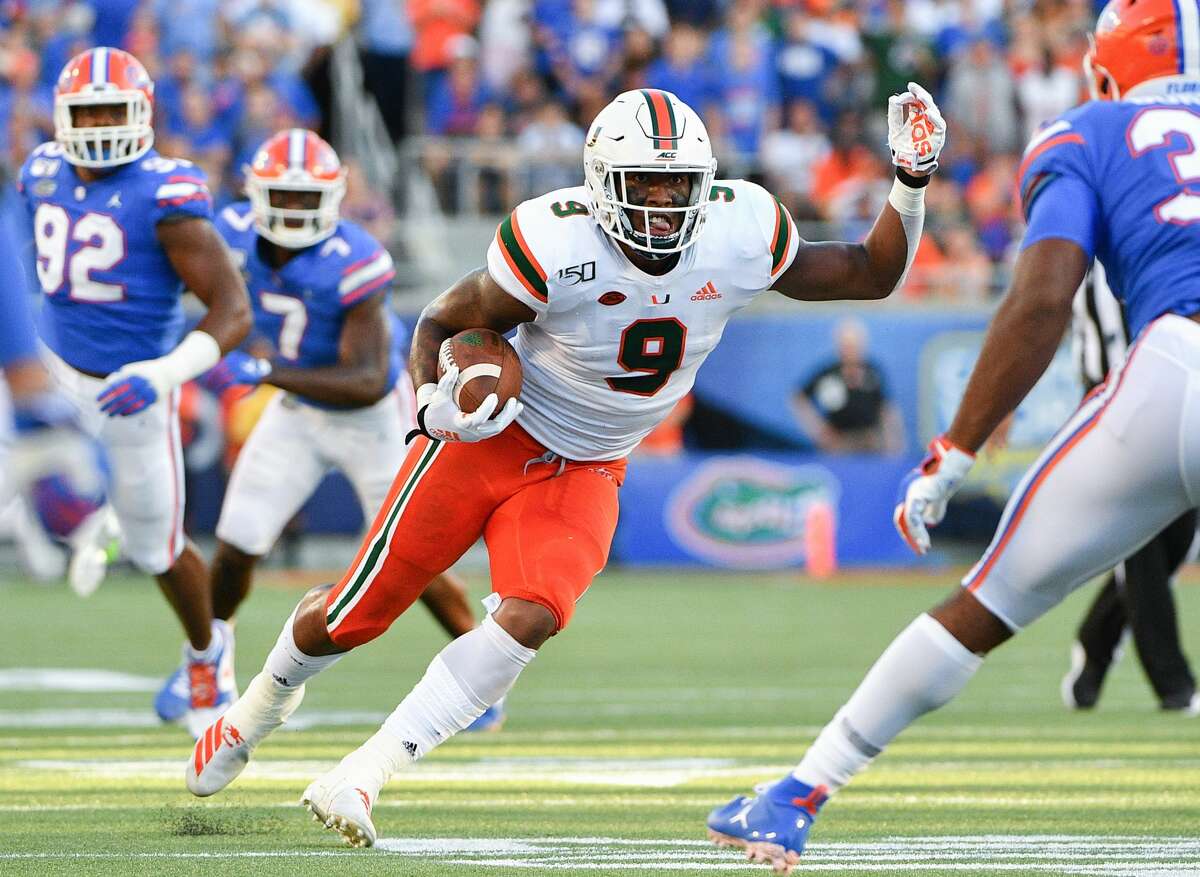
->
xmin=691 ymin=281 xmax=721 ymax=302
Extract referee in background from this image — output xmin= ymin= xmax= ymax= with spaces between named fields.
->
xmin=1062 ymin=263 xmax=1199 ymax=713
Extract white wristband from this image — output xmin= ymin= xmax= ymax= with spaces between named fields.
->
xmin=887 ymin=177 xmax=926 ymax=293
xmin=887 ymin=177 xmax=926 ymax=216
xmin=155 ymin=330 xmax=222 ymax=388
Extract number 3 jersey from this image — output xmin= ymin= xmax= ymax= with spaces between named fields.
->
xmin=487 ymin=179 xmax=799 ymax=461
xmin=215 ymin=201 xmax=401 ymax=408
xmin=1018 ymin=96 xmax=1200 ymax=341
xmin=18 ymin=142 xmax=213 ymax=375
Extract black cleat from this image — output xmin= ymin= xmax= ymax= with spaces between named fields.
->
xmin=1061 ymin=642 xmax=1108 ymax=710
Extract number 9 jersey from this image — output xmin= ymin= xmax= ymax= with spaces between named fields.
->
xmin=486 ymin=179 xmax=799 ymax=461
xmin=18 ymin=142 xmax=213 ymax=376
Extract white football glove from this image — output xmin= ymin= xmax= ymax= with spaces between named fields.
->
xmin=888 ymin=81 xmax=946 ymax=175
xmin=893 ymin=435 xmax=975 ymax=555
xmin=411 ymin=366 xmax=522 ymax=443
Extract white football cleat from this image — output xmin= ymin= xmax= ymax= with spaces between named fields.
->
xmin=67 ymin=506 xmax=119 ymax=598
xmin=186 ymin=671 xmax=303 ymax=796
xmin=302 ymin=770 xmax=377 ymax=848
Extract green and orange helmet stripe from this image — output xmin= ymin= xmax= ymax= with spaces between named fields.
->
xmin=639 ymin=89 xmax=679 ymax=150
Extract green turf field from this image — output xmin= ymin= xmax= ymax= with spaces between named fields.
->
xmin=2 ymin=568 xmax=1199 ymax=876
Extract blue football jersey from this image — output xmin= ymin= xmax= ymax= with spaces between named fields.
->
xmin=0 ymin=224 xmax=36 ymax=369
xmin=215 ymin=202 xmax=400 ymax=408
xmin=1018 ymin=97 xmax=1200 ymax=339
xmin=18 ymin=143 xmax=213 ymax=375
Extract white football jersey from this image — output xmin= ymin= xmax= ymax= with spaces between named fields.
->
xmin=486 ymin=179 xmax=799 ymax=460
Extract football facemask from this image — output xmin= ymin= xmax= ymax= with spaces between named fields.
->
xmin=54 ymin=47 xmax=155 ymax=168
xmin=245 ymin=128 xmax=346 ymax=249
xmin=584 ymin=89 xmax=717 ymax=257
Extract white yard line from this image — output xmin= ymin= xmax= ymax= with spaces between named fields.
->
xmin=2 ymin=836 xmax=1198 ymax=874
xmin=15 ymin=756 xmax=791 ymax=788
xmin=0 ymin=669 xmax=161 ymax=692
xmin=0 ymin=708 xmax=395 ymax=729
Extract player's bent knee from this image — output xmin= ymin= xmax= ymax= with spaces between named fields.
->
xmin=127 ymin=539 xmax=181 ymax=577
xmin=929 ymin=588 xmax=1014 ymax=655
xmin=213 ymin=540 xmax=259 ymax=574
xmin=295 ymin=584 xmax=346 ymax=656
xmin=492 ymin=597 xmax=559 ymax=650
xmin=214 ymin=518 xmax=274 ymax=558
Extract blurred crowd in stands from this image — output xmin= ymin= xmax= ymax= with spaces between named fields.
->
xmin=0 ymin=0 xmax=1105 ymax=300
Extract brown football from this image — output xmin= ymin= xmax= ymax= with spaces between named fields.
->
xmin=438 ymin=328 xmax=523 ymax=415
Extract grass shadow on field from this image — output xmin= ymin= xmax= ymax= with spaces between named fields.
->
xmin=160 ymin=805 xmax=286 ymax=837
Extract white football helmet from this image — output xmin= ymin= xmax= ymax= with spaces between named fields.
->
xmin=583 ymin=89 xmax=717 ymax=257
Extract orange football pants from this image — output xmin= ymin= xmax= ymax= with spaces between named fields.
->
xmin=323 ymin=423 xmax=626 ymax=648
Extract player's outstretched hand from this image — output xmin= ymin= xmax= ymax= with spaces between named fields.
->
xmin=888 ymin=81 xmax=946 ymax=176
xmin=197 ymin=351 xmax=272 ymax=395
xmin=413 ymin=366 xmax=522 ymax=443
xmin=893 ymin=435 xmax=975 ymax=555
xmin=96 ymin=362 xmax=166 ymax=417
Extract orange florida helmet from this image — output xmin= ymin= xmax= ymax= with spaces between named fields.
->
xmin=54 ymin=47 xmax=154 ymax=168
xmin=1086 ymin=0 xmax=1200 ymax=100
xmin=245 ymin=128 xmax=347 ymax=249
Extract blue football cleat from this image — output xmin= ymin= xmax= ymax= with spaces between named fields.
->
xmin=464 ymin=698 xmax=506 ymax=733
xmin=154 ymin=663 xmax=190 ymax=723
xmin=707 ymin=776 xmax=828 ymax=873
xmin=155 ymin=620 xmax=238 ymax=733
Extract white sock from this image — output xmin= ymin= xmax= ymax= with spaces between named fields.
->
xmin=793 ymin=613 xmax=983 ymax=792
xmin=338 ymin=615 xmax=536 ymax=796
xmin=263 ymin=607 xmax=344 ymax=691
xmin=186 ymin=620 xmax=223 ymax=662
xmin=234 ymin=670 xmax=306 ymax=735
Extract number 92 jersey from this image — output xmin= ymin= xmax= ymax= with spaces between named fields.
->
xmin=487 ymin=179 xmax=799 ymax=461
xmin=18 ymin=142 xmax=213 ymax=376
xmin=1018 ymin=97 xmax=1200 ymax=341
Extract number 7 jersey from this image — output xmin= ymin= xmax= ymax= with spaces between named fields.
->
xmin=487 ymin=179 xmax=799 ymax=460
xmin=18 ymin=142 xmax=213 ymax=376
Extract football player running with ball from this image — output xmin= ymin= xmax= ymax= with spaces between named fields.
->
xmin=19 ymin=48 xmax=251 ymax=736
xmin=709 ymin=2 xmax=1200 ymax=872
xmin=154 ymin=129 xmax=501 ymax=731
xmin=187 ymin=86 xmax=946 ymax=846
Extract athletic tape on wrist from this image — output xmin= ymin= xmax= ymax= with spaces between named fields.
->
xmin=887 ymin=178 xmax=926 ymax=293
xmin=888 ymin=176 xmax=927 ymax=217
xmin=157 ymin=330 xmax=222 ymax=388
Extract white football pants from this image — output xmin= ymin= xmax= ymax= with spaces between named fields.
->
xmin=965 ymin=314 xmax=1200 ymax=629
xmin=216 ymin=378 xmax=416 ymax=557
xmin=42 ymin=348 xmax=185 ymax=575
